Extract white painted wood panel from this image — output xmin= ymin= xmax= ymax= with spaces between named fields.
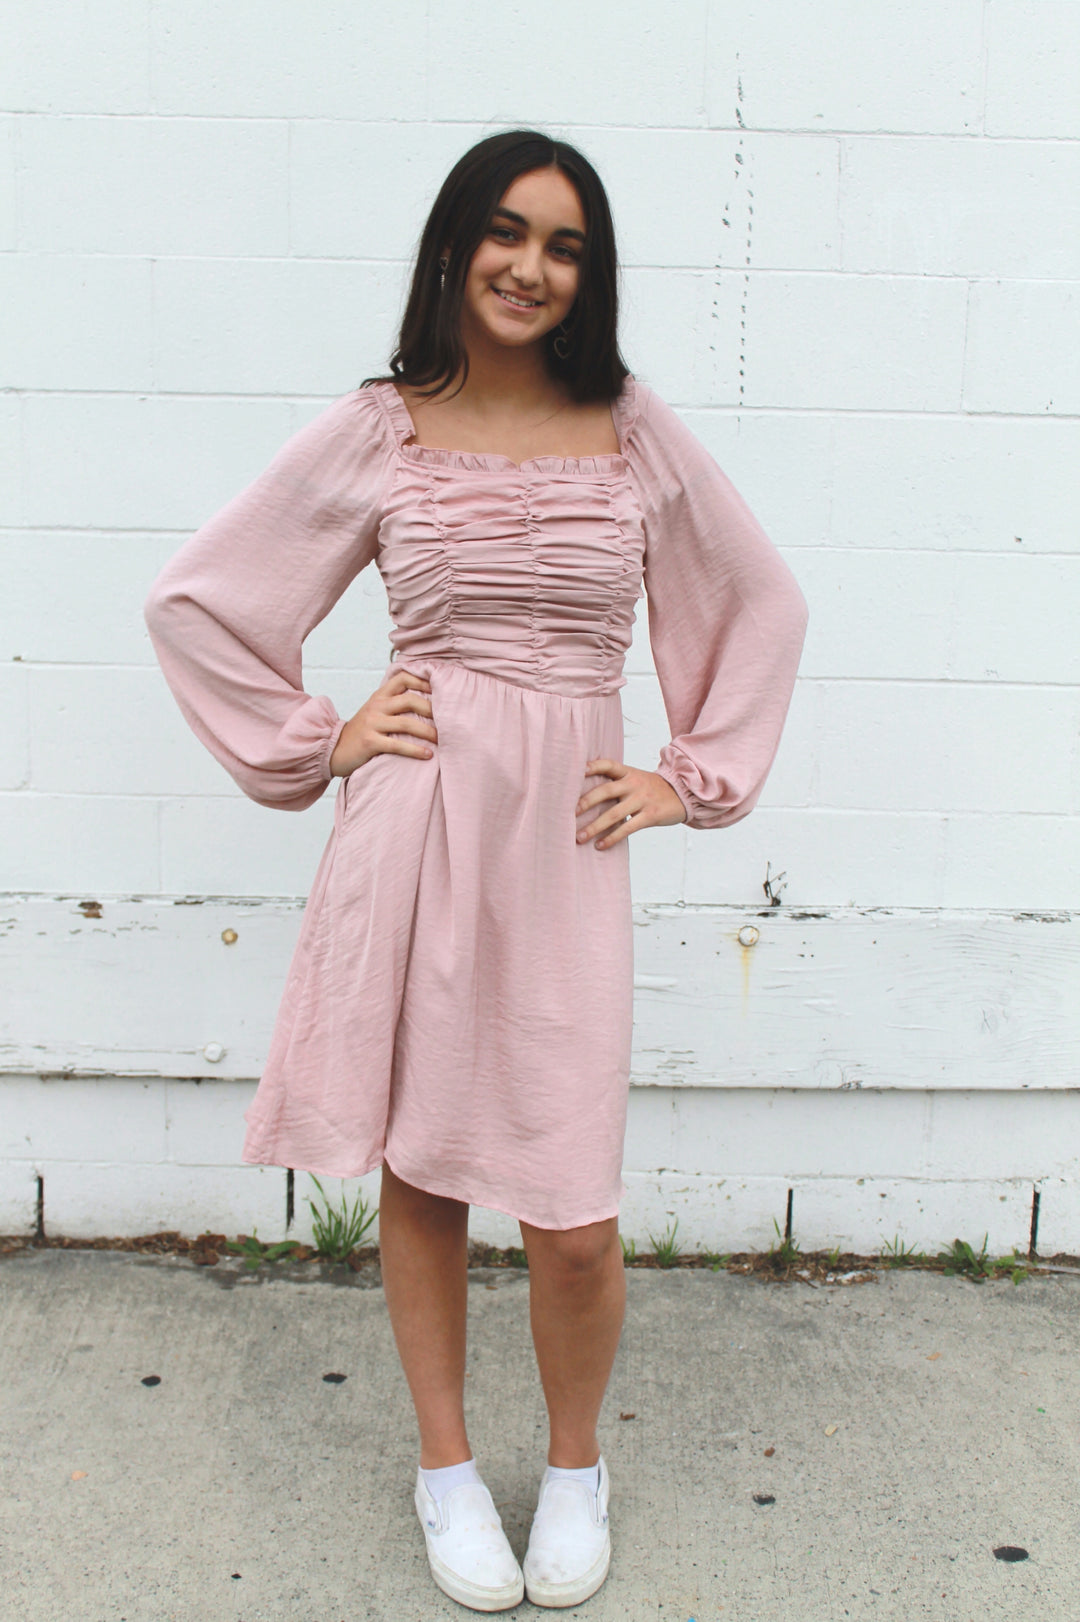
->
xmin=1 ymin=897 xmax=1076 ymax=1091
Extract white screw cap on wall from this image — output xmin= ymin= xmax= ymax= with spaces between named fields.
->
xmin=202 ymin=1042 xmax=226 ymax=1063
xmin=738 ymin=926 xmax=761 ymax=948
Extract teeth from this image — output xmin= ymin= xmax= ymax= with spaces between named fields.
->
xmin=496 ymin=289 xmax=539 ymax=308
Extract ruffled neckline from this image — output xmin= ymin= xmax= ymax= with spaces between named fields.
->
xmin=370 ymin=375 xmax=640 ymax=476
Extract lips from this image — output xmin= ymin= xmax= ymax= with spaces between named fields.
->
xmin=492 ymin=287 xmax=542 ymax=310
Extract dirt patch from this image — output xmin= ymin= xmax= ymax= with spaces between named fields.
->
xmin=2 ymin=1230 xmax=1075 ymax=1285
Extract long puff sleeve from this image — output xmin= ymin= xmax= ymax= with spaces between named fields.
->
xmin=627 ymin=382 xmax=809 ymax=831
xmin=143 ymin=388 xmax=396 ymax=811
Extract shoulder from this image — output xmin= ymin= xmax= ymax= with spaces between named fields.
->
xmin=620 ymin=376 xmax=716 ymax=504
xmin=268 ymin=384 xmax=400 ymax=480
xmin=318 ymin=382 xmax=399 ymax=447
xmin=620 ymin=377 xmax=700 ymax=450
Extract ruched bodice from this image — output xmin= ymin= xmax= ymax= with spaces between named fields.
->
xmin=370 ymin=380 xmax=646 ymax=698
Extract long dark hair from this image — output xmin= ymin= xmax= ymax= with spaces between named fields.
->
xmin=361 ymin=129 xmax=629 ymax=404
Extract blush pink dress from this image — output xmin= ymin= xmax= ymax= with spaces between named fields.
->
xmin=144 ymin=375 xmax=808 ymax=1229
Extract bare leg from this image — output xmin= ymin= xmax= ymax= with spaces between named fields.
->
xmin=518 ymin=1215 xmax=626 ymax=1468
xmin=378 ymin=1161 xmax=472 ymax=1469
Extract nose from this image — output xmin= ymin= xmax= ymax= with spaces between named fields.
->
xmin=511 ymin=242 xmax=544 ymax=287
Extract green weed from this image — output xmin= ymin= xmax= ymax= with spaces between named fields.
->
xmin=880 ymin=1234 xmax=926 ymax=1268
xmin=647 ymin=1218 xmax=681 ymax=1268
xmin=766 ymin=1216 xmax=801 ymax=1268
xmin=993 ymin=1248 xmax=1031 ymax=1285
xmin=224 ymin=1227 xmax=301 ymax=1271
xmin=936 ymin=1235 xmax=1029 ymax=1285
xmin=305 ymin=1175 xmax=378 ymax=1262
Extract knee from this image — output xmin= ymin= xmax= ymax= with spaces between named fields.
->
xmin=526 ymin=1221 xmax=617 ymax=1281
xmin=381 ymin=1161 xmax=468 ymax=1227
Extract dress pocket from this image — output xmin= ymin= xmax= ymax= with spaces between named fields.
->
xmin=334 ymin=750 xmax=398 ymax=837
xmin=333 ymin=770 xmax=351 ymax=833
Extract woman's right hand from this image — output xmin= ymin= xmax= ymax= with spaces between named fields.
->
xmin=329 ymin=668 xmax=437 ymax=778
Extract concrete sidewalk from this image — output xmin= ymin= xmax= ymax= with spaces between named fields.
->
xmin=1 ymin=1248 xmax=1077 ymax=1621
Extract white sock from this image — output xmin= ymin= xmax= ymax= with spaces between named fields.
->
xmin=419 ymin=1457 xmax=482 ymax=1503
xmin=546 ymin=1461 xmax=600 ymax=1493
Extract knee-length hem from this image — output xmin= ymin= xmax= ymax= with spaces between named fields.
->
xmin=144 ymin=374 xmax=808 ymax=1230
xmin=380 ymin=1150 xmax=625 ymax=1233
xmin=239 ymin=1140 xmax=621 ymax=1233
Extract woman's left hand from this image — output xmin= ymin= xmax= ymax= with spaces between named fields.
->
xmin=575 ymin=759 xmax=688 ymax=850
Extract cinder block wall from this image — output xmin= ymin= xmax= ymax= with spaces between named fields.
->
xmin=2 ymin=2 xmax=1078 ymax=1253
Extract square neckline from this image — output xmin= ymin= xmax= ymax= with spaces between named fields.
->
xmin=372 ymin=376 xmax=638 ymax=476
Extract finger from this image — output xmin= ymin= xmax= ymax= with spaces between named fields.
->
xmin=377 ymin=713 xmax=437 ymax=743
xmin=376 ymin=738 xmax=435 ymax=758
xmin=575 ymin=783 xmax=621 ymax=817
xmin=388 ymin=691 xmax=434 ymax=717
xmin=576 ymin=769 xmax=642 ymax=816
xmin=389 ymin=670 xmax=432 ymax=692
xmin=595 ymin=810 xmax=641 ymax=850
xmin=577 ymin=800 xmax=639 ymax=845
xmin=576 ymin=759 xmax=630 ymax=816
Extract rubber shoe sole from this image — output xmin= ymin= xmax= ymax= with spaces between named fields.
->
xmin=427 ymin=1546 xmax=525 ymax=1612
xmin=524 ymin=1536 xmax=611 ymax=1608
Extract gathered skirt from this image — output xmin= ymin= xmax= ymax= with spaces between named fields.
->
xmin=240 ymin=655 xmax=635 ymax=1229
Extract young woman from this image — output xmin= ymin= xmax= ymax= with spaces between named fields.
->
xmin=144 ymin=129 xmax=808 ymax=1612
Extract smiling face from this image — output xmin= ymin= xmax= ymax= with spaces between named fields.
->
xmin=458 ymin=166 xmax=586 ymax=355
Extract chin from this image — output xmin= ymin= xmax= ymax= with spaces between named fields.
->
xmin=486 ymin=322 xmax=559 ymax=348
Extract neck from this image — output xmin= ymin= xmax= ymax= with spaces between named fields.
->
xmin=439 ymin=312 xmax=565 ymax=416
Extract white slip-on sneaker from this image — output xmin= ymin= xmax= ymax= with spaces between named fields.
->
xmin=414 ymin=1469 xmax=525 ymax=1612
xmin=522 ymin=1455 xmax=612 ymax=1608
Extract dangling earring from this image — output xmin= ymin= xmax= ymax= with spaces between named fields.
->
xmin=439 ymin=254 xmax=449 ymax=292
xmin=552 ymin=318 xmax=573 ymax=360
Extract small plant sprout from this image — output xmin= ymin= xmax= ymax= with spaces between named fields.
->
xmin=619 ymin=1234 xmax=637 ymax=1264
xmin=224 ymin=1227 xmax=301 ymax=1271
xmin=880 ymin=1234 xmax=924 ymax=1267
xmin=647 ymin=1218 xmax=681 ymax=1268
xmin=766 ymin=1217 xmax=801 ymax=1269
xmin=937 ymin=1234 xmax=994 ymax=1281
xmin=994 ymin=1248 xmax=1030 ymax=1285
xmin=826 ymin=1245 xmax=842 ymax=1269
xmin=700 ymin=1249 xmax=730 ymax=1272
xmin=305 ymin=1175 xmax=378 ymax=1262
xmin=936 ymin=1235 xmax=1029 ymax=1285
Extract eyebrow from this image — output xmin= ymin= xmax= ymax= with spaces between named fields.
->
xmin=491 ymin=206 xmax=586 ymax=245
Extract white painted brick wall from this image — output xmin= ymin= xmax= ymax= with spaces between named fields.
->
xmin=2 ymin=2 xmax=1078 ymax=1243
xmin=3 ymin=1071 xmax=1074 ymax=1257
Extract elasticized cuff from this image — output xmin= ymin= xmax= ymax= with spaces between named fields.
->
xmin=319 ymin=714 xmax=349 ymax=782
xmin=654 ymin=761 xmax=694 ymax=827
